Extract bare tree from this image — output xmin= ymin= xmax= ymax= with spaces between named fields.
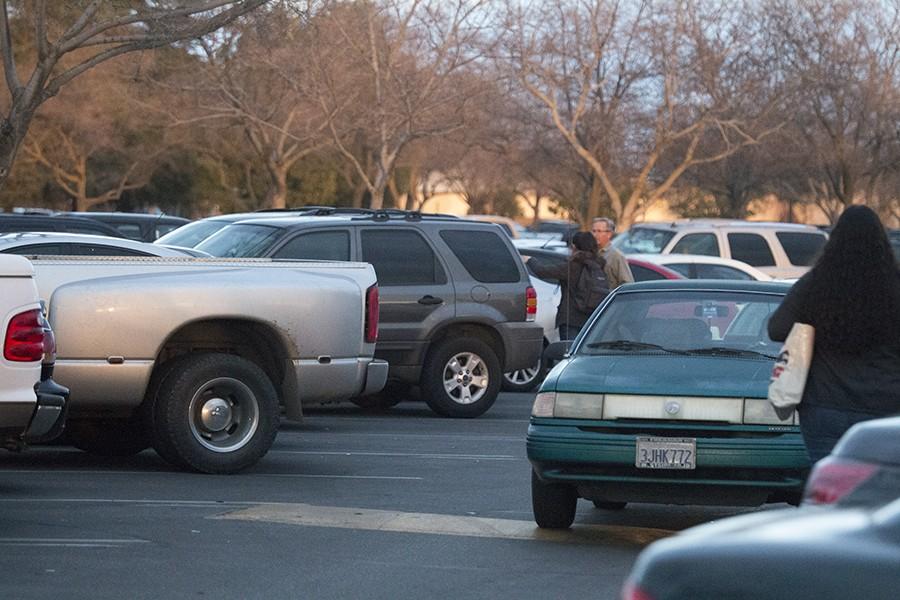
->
xmin=155 ymin=5 xmax=332 ymax=208
xmin=0 ymin=0 xmax=270 ymax=188
xmin=503 ymin=0 xmax=784 ymax=228
xmin=21 ymin=58 xmax=164 ymax=211
xmin=309 ymin=0 xmax=489 ymax=209
xmin=766 ymin=0 xmax=900 ymax=223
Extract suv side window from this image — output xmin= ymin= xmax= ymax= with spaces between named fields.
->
xmin=671 ymin=233 xmax=720 ymax=256
xmin=727 ymin=233 xmax=776 ymax=267
xmin=272 ymin=231 xmax=350 ymax=261
xmin=775 ymin=232 xmax=826 ymax=266
xmin=439 ymin=230 xmax=520 ymax=283
xmin=360 ymin=229 xmax=446 ymax=285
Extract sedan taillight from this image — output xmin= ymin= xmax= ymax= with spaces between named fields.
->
xmin=803 ymin=457 xmax=878 ymax=505
xmin=364 ymin=284 xmax=379 ymax=344
xmin=4 ymin=308 xmax=46 ymax=362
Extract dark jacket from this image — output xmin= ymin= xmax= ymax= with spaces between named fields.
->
xmin=529 ymin=251 xmax=607 ymax=328
xmin=768 ymin=272 xmax=900 ymax=416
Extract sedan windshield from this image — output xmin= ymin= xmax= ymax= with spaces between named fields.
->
xmin=610 ymin=227 xmax=675 ymax=254
xmin=578 ymin=290 xmax=783 ymax=357
xmin=195 ymin=223 xmax=283 ymax=258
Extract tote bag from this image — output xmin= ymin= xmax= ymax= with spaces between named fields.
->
xmin=768 ymin=323 xmax=815 ymax=420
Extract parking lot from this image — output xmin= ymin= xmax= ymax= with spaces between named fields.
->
xmin=0 ymin=392 xmax=776 ymax=600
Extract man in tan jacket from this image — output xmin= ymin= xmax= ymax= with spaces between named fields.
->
xmin=591 ymin=217 xmax=634 ymax=289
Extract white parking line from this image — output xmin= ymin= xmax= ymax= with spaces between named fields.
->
xmin=217 ymin=503 xmax=674 ymax=546
xmin=0 ymin=537 xmax=150 ymax=548
xmin=0 ymin=470 xmax=423 ymax=480
xmin=271 ymin=450 xmax=522 ymax=461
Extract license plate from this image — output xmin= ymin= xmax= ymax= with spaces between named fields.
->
xmin=635 ymin=437 xmax=696 ymax=470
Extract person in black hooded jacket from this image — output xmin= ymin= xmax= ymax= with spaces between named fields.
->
xmin=768 ymin=205 xmax=900 ymax=463
xmin=529 ymin=231 xmax=608 ymax=341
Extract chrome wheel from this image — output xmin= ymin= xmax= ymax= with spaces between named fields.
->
xmin=504 ymin=364 xmax=541 ymax=387
xmin=442 ymin=351 xmax=489 ymax=405
xmin=188 ymin=377 xmax=259 ymax=453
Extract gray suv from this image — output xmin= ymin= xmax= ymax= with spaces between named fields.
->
xmin=194 ymin=208 xmax=544 ymax=417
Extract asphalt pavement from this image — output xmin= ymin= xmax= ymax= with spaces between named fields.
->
xmin=0 ymin=392 xmax=775 ymax=600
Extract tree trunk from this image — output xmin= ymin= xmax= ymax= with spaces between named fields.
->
xmin=264 ymin=163 xmax=288 ymax=209
xmin=586 ymin=177 xmax=604 ymax=227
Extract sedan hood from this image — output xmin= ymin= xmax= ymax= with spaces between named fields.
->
xmin=551 ymin=354 xmax=771 ymax=398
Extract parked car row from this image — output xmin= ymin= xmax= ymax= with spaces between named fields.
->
xmin=2 ymin=208 xmax=546 ymax=473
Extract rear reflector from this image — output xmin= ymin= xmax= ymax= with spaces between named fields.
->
xmin=365 ymin=284 xmax=379 ymax=343
xmin=803 ymin=457 xmax=878 ymax=505
xmin=4 ymin=308 xmax=45 ymax=362
xmin=526 ymin=286 xmax=537 ymax=322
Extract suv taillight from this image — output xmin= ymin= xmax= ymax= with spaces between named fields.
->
xmin=525 ymin=286 xmax=537 ymax=322
xmin=4 ymin=308 xmax=46 ymax=362
xmin=365 ymin=284 xmax=379 ymax=343
xmin=803 ymin=457 xmax=878 ymax=505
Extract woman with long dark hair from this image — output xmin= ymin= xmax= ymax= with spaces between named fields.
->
xmin=768 ymin=205 xmax=900 ymax=463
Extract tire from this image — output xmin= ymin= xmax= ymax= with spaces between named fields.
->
xmin=531 ymin=470 xmax=577 ymax=529
xmin=66 ymin=418 xmax=150 ymax=457
xmin=502 ymin=357 xmax=546 ymax=393
xmin=149 ymin=353 xmax=279 ymax=474
xmin=421 ymin=337 xmax=502 ymax=418
xmin=592 ymin=500 xmax=627 ymax=510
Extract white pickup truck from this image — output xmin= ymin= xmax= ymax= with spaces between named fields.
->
xmin=29 ymin=256 xmax=386 ymax=473
xmin=1 ymin=255 xmax=67 ymax=451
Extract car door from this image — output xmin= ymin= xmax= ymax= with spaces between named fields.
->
xmin=357 ymin=227 xmax=455 ymax=367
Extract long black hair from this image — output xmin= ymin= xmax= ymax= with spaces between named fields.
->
xmin=806 ymin=205 xmax=900 ymax=353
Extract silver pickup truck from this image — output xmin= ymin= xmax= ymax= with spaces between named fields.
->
xmin=30 ymin=256 xmax=387 ymax=473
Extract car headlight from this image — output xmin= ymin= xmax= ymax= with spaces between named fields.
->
xmin=531 ymin=392 xmax=556 ymax=417
xmin=531 ymin=392 xmax=605 ymax=419
xmin=554 ymin=393 xmax=605 ymax=419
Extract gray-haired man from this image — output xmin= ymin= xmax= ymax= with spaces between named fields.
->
xmin=591 ymin=217 xmax=634 ymax=289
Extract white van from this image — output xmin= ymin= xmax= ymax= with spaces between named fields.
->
xmin=611 ymin=219 xmax=828 ymax=279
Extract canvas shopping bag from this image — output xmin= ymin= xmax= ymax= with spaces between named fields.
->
xmin=768 ymin=323 xmax=815 ymax=420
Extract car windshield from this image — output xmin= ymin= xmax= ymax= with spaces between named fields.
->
xmin=156 ymin=219 xmax=230 ymax=248
xmin=578 ymin=290 xmax=783 ymax=357
xmin=611 ymin=227 xmax=675 ymax=254
xmin=195 ymin=223 xmax=284 ymax=257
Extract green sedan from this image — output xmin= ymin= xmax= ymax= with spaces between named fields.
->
xmin=527 ymin=280 xmax=810 ymax=529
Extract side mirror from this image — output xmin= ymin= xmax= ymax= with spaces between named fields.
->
xmin=543 ymin=340 xmax=572 ymax=362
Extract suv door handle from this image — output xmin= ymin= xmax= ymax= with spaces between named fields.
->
xmin=417 ymin=295 xmax=444 ymax=305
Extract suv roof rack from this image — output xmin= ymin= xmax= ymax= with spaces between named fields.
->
xmin=250 ymin=206 xmax=462 ymax=221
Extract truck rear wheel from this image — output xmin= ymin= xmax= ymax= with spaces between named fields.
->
xmin=149 ymin=353 xmax=279 ymax=474
xmin=422 ymin=337 xmax=501 ymax=418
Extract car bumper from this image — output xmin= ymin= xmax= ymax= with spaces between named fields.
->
xmin=24 ymin=377 xmax=69 ymax=443
xmin=528 ymin=419 xmax=809 ymax=505
xmin=497 ymin=322 xmax=544 ymax=371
